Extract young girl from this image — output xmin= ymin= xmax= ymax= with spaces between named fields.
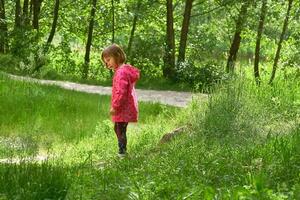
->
xmin=101 ymin=44 xmax=140 ymax=157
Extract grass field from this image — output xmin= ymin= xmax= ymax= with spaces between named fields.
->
xmin=0 ymin=71 xmax=299 ymax=199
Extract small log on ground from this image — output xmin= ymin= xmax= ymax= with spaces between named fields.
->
xmin=159 ymin=125 xmax=189 ymax=144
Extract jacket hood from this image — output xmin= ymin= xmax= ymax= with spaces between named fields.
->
xmin=122 ymin=64 xmax=140 ymax=83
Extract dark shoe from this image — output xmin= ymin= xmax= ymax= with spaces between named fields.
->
xmin=118 ymin=147 xmax=126 ymax=154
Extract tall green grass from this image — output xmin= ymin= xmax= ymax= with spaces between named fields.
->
xmin=0 ymin=72 xmax=178 ymax=156
xmin=69 ymin=76 xmax=299 ymax=199
xmin=1 ymin=71 xmax=299 ymax=199
xmin=0 ymin=162 xmax=70 ymax=200
xmin=0 ymin=73 xmax=180 ymax=199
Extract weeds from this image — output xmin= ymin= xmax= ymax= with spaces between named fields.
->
xmin=0 ymin=72 xmax=299 ymax=199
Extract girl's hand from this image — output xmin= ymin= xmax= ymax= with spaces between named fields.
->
xmin=110 ymin=108 xmax=116 ymax=115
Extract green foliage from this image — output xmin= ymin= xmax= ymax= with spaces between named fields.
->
xmin=10 ymin=28 xmax=38 ymax=60
xmin=9 ymin=28 xmax=49 ymax=74
xmin=47 ymin=37 xmax=78 ymax=76
xmin=0 ymin=54 xmax=20 ymax=73
xmin=132 ymin=57 xmax=163 ymax=79
xmin=176 ymin=60 xmax=227 ymax=92
xmin=1 ymin=0 xmax=299 ymax=88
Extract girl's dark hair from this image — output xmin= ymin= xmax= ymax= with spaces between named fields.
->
xmin=101 ymin=44 xmax=126 ymax=64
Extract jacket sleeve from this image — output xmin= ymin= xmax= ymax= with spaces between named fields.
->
xmin=112 ymin=71 xmax=128 ymax=112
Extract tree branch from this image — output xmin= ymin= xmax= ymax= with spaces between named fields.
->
xmin=191 ymin=4 xmax=224 ymax=18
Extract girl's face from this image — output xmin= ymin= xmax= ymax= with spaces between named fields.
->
xmin=103 ymin=56 xmax=119 ymax=70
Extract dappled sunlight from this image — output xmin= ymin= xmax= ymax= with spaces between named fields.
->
xmin=0 ymin=0 xmax=299 ymax=197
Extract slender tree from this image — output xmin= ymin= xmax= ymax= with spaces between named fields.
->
xmin=164 ymin=0 xmax=176 ymax=79
xmin=45 ymin=0 xmax=59 ymax=50
xmin=32 ymin=0 xmax=43 ymax=30
xmin=12 ymin=0 xmax=26 ymax=57
xmin=226 ymin=1 xmax=251 ymax=73
xmin=32 ymin=0 xmax=60 ymax=73
xmin=127 ymin=0 xmax=142 ymax=60
xmin=254 ymin=0 xmax=267 ymax=85
xmin=22 ymin=0 xmax=30 ymax=26
xmin=0 ymin=0 xmax=8 ymax=53
xmin=29 ymin=0 xmax=33 ymax=24
xmin=178 ymin=0 xmax=193 ymax=64
xmin=111 ymin=0 xmax=115 ymax=43
xmin=82 ymin=0 xmax=97 ymax=79
xmin=15 ymin=0 xmax=22 ymax=28
xmin=269 ymin=0 xmax=293 ymax=84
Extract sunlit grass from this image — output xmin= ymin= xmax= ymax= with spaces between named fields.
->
xmin=74 ymin=73 xmax=299 ymax=199
xmin=0 ymin=73 xmax=180 ymax=160
xmin=0 ymin=73 xmax=181 ymax=199
xmin=0 ymin=68 xmax=299 ymax=199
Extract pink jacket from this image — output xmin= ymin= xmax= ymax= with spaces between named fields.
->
xmin=111 ymin=64 xmax=140 ymax=122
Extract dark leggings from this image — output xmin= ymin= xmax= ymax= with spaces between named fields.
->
xmin=114 ymin=122 xmax=128 ymax=152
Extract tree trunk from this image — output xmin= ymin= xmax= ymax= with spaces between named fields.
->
xmin=0 ymin=0 xmax=8 ymax=53
xmin=15 ymin=0 xmax=22 ymax=28
xmin=29 ymin=0 xmax=33 ymax=24
xmin=163 ymin=0 xmax=176 ymax=79
xmin=111 ymin=0 xmax=115 ymax=43
xmin=45 ymin=0 xmax=59 ymax=50
xmin=32 ymin=0 xmax=42 ymax=30
xmin=269 ymin=0 xmax=293 ymax=84
xmin=82 ymin=0 xmax=97 ymax=79
xmin=127 ymin=0 xmax=142 ymax=60
xmin=254 ymin=0 xmax=267 ymax=85
xmin=32 ymin=0 xmax=59 ymax=73
xmin=22 ymin=0 xmax=30 ymax=26
xmin=178 ymin=0 xmax=193 ymax=64
xmin=226 ymin=1 xmax=250 ymax=73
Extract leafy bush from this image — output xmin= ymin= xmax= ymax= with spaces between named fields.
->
xmin=0 ymin=54 xmax=20 ymax=73
xmin=176 ymin=60 xmax=227 ymax=92
xmin=132 ymin=57 xmax=163 ymax=79
xmin=48 ymin=38 xmax=78 ymax=76
xmin=10 ymin=29 xmax=37 ymax=60
xmin=1 ymin=29 xmax=50 ymax=75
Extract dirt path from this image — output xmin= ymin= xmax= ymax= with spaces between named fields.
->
xmin=7 ymin=74 xmax=208 ymax=107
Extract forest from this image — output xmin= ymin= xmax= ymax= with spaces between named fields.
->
xmin=0 ymin=0 xmax=300 ymax=199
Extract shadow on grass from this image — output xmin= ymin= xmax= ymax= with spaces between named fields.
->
xmin=0 ymin=161 xmax=71 ymax=200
